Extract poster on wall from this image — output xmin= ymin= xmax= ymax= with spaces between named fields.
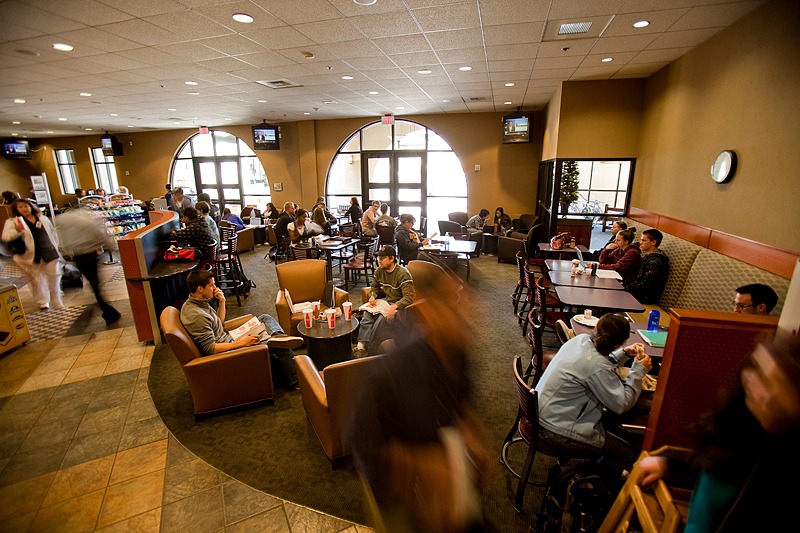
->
xmin=30 ymin=173 xmax=55 ymax=222
xmin=34 ymin=190 xmax=49 ymax=204
xmin=31 ymin=175 xmax=46 ymax=189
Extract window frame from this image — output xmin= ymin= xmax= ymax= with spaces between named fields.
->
xmin=53 ymin=149 xmax=80 ymax=195
xmin=89 ymin=147 xmax=119 ymax=193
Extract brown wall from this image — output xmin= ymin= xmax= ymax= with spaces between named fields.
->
xmin=0 ymin=157 xmax=38 ymax=198
xmin=633 ymin=0 xmax=800 ymax=252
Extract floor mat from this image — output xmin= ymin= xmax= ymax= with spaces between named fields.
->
xmin=25 ymin=305 xmax=88 ymax=342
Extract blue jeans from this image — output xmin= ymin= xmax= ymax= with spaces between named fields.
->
xmin=257 ymin=313 xmax=297 ymax=386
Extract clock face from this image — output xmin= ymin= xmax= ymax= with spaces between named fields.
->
xmin=711 ymin=150 xmax=737 ymax=183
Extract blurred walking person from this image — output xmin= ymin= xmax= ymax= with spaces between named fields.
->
xmin=58 ymin=207 xmax=121 ymax=325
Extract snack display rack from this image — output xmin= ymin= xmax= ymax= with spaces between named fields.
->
xmin=78 ymin=194 xmax=146 ymax=264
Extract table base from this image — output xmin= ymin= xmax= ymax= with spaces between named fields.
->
xmin=305 ymin=334 xmax=353 ymax=369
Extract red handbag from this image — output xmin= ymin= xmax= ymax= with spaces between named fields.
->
xmin=163 ymin=247 xmax=199 ymax=261
xmin=550 ymin=232 xmax=572 ymax=250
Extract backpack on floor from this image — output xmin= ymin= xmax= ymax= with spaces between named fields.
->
xmin=535 ymin=462 xmax=611 ymax=533
xmin=61 ymin=262 xmax=84 ymax=289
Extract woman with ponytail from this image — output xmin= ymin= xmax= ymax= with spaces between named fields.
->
xmin=535 ymin=313 xmax=653 ymax=477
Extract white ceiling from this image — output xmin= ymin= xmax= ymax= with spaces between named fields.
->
xmin=0 ymin=0 xmax=765 ymax=138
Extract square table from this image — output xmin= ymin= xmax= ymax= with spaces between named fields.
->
xmin=537 ymin=243 xmax=589 ymax=259
xmin=554 ymin=285 xmax=645 ymax=313
xmin=548 ymin=270 xmax=625 ymax=290
xmin=317 ymin=237 xmax=359 ymax=281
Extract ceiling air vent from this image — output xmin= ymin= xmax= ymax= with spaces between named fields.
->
xmin=255 ymin=79 xmax=304 ymax=89
xmin=464 ymin=96 xmax=487 ymax=102
xmin=559 ymin=22 xmax=592 ymax=35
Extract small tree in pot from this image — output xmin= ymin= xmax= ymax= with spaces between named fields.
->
xmin=559 ymin=160 xmax=580 ymax=216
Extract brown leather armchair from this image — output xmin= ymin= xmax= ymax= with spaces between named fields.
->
xmin=294 ymin=354 xmax=384 ymax=464
xmin=159 ymin=307 xmax=274 ymax=417
xmin=275 ymin=259 xmax=349 ymax=335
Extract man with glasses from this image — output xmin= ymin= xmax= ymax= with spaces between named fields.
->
xmin=361 ymin=200 xmax=381 ymax=237
xmin=733 ymin=283 xmax=779 ymax=315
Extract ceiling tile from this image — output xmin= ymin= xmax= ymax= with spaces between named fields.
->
xmin=436 ymin=47 xmax=486 ymax=64
xmin=96 ymin=0 xmax=186 ymax=18
xmin=631 ymin=47 xmax=693 ymax=64
xmin=251 ymin=0 xmax=343 ymax=25
xmin=294 ymin=18 xmax=363 ymax=44
xmin=323 ymin=39 xmax=384 ymax=59
xmin=25 ymin=0 xmax=133 ymax=25
xmin=590 ymin=34 xmax=659 ymax=54
xmin=193 ymin=1 xmax=285 ymax=30
xmin=350 ymin=11 xmax=421 ymax=39
xmin=670 ymin=2 xmax=764 ymax=31
xmin=156 ymin=41 xmax=227 ymax=61
xmin=96 ymin=19 xmax=183 ymax=46
xmin=486 ymin=43 xmax=539 ymax=62
xmin=411 ymin=3 xmax=480 ymax=32
xmin=425 ymin=28 xmax=484 ymax=50
xmin=479 ymin=0 xmax=550 ymax=25
xmin=0 ymin=1 xmax=86 ymax=33
xmin=647 ymin=28 xmax=721 ymax=50
xmin=143 ymin=11 xmax=235 ymax=41
xmin=549 ymin=0 xmax=626 ymax=19
xmin=198 ymin=34 xmax=269 ymax=56
xmin=372 ymin=34 xmax=431 ymax=54
xmin=602 ymin=9 xmax=688 ymax=37
xmin=244 ymin=26 xmax=315 ymax=50
xmin=488 ymin=59 xmax=535 ymax=73
xmin=388 ymin=51 xmax=439 ymax=68
xmin=483 ymin=22 xmax=544 ymax=46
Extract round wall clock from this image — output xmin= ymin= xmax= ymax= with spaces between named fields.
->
xmin=710 ymin=150 xmax=737 ymax=183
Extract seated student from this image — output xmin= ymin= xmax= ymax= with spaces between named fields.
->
xmin=624 ymin=229 xmax=670 ymax=304
xmin=598 ymin=228 xmax=642 ymax=284
xmin=375 ymin=203 xmax=397 ymax=228
xmin=195 ymin=201 xmax=219 ymax=243
xmin=353 ymin=245 xmax=415 ymax=358
xmin=311 ymin=206 xmax=331 ymax=235
xmin=287 ymin=208 xmax=312 ymax=244
xmin=346 ymin=196 xmax=363 ymax=225
xmin=536 ymin=313 xmax=653 ymax=479
xmin=598 ymin=220 xmax=627 ymax=253
xmin=169 ymin=207 xmax=217 ymax=249
xmin=493 ymin=207 xmax=513 ymax=235
xmin=466 ymin=209 xmax=490 ymax=232
xmin=395 ymin=214 xmax=433 ymax=264
xmin=635 ymin=335 xmax=800 ymax=532
xmin=362 ymin=200 xmax=381 ymax=236
xmin=733 ymin=283 xmax=779 ymax=315
xmin=273 ymin=201 xmax=296 ymax=243
xmin=264 ymin=202 xmax=280 ymax=220
xmin=180 ymin=270 xmax=303 ymax=389
xmin=169 ymin=187 xmax=194 ymax=216
xmin=313 ymin=197 xmax=337 ymax=225
xmin=196 ymin=193 xmax=218 ymax=220
xmin=220 ymin=208 xmax=246 ymax=231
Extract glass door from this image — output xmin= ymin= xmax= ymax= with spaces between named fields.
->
xmin=363 ymin=152 xmax=426 ymax=222
xmin=194 ymin=158 xmax=241 ymax=214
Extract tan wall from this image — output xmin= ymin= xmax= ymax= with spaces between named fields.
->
xmin=541 ymin=84 xmax=563 ymax=161
xmin=633 ymin=0 xmax=800 ymax=252
xmin=0 ymin=157 xmax=39 ymax=198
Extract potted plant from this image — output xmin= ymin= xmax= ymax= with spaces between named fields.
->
xmin=559 ymin=161 xmax=580 ymax=216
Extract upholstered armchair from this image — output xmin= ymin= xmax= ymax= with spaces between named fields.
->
xmin=275 ymin=259 xmax=349 ymax=335
xmin=294 ymin=354 xmax=384 ymax=465
xmin=159 ymin=307 xmax=274 ymax=417
xmin=219 ymin=220 xmax=255 ymax=252
xmin=448 ymin=211 xmax=468 ymax=226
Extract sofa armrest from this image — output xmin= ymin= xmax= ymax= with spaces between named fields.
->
xmin=223 ymin=314 xmax=255 ymax=331
xmin=295 ymin=355 xmax=336 ymax=459
xmin=237 ymin=226 xmax=255 ymax=252
xmin=497 ymin=236 xmax=525 ymax=264
xmin=334 ymin=287 xmax=350 ymax=307
xmin=361 ymin=287 xmax=371 ymax=304
xmin=275 ymin=290 xmax=292 ymax=334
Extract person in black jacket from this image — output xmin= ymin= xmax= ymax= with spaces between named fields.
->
xmin=636 ymin=335 xmax=800 ymax=532
xmin=346 ymin=196 xmax=362 ymax=225
xmin=624 ymin=229 xmax=669 ymax=304
xmin=273 ymin=201 xmax=296 ymax=243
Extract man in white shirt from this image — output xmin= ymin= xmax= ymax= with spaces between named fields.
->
xmin=361 ymin=200 xmax=381 ymax=236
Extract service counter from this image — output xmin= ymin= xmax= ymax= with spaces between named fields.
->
xmin=118 ymin=210 xmax=199 ymax=344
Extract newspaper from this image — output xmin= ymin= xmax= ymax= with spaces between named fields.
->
xmin=358 ymin=299 xmax=392 ymax=318
xmin=284 ymin=289 xmax=315 ymax=314
xmin=229 ymin=316 xmax=267 ymax=341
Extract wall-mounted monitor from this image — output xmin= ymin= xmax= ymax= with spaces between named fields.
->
xmin=3 ymin=140 xmax=32 ymax=160
xmin=101 ymin=134 xmax=124 ymax=156
xmin=252 ymin=124 xmax=280 ymax=150
xmin=502 ymin=113 xmax=532 ymax=144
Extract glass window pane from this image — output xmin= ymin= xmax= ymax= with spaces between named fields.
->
xmin=427 ymin=197 xmax=467 ymax=231
xmin=341 ymin=133 xmax=360 ymax=152
xmin=199 ymin=162 xmax=217 ymax=185
xmin=367 ymin=157 xmax=390 ymax=183
xmin=242 ymin=157 xmax=269 ymax=194
xmin=362 ymin=122 xmax=392 ymax=150
xmin=192 ymin=133 xmax=214 ymax=156
xmin=591 ymin=161 xmax=622 ymax=189
xmin=394 ymin=122 xmax=426 ymax=150
xmin=224 ymin=188 xmax=241 ymax=201
xmin=172 ymin=159 xmax=194 ymax=189
xmin=369 ymin=188 xmax=390 ymax=202
xmin=428 ymin=130 xmax=452 ymax=150
xmin=238 ymin=139 xmax=255 ymax=156
xmin=214 ymin=131 xmax=239 ymax=156
xmin=177 ymin=143 xmax=192 ymax=158
xmin=243 ymin=195 xmax=270 ymax=212
xmin=576 ymin=161 xmax=592 ymax=189
xmin=397 ymin=206 xmax=421 ymax=225
xmin=327 ymin=196 xmax=352 ymax=213
xmin=398 ymin=156 xmax=421 ymax=183
xmin=328 ymin=154 xmax=362 ymax=196
xmin=427 ymin=152 xmax=466 ymax=196
xmin=398 ymin=188 xmax=421 ymax=201
xmin=220 ymin=161 xmax=239 ymax=185
xmin=201 ymin=188 xmax=219 ymax=200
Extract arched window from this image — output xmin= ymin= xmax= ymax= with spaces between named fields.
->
xmin=170 ymin=130 xmax=270 ymax=215
xmin=326 ymin=120 xmax=466 ymax=229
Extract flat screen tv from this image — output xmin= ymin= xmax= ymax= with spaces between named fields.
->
xmin=252 ymin=124 xmax=280 ymax=150
xmin=101 ymin=134 xmax=124 ymax=156
xmin=3 ymin=140 xmax=32 ymax=160
xmin=503 ymin=113 xmax=531 ymax=144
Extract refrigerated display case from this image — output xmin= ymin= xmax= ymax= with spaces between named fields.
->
xmin=0 ymin=283 xmax=31 ymax=354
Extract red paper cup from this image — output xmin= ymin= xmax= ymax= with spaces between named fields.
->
xmin=342 ymin=302 xmax=352 ymax=320
xmin=325 ymin=309 xmax=336 ymax=329
xmin=313 ymin=301 xmax=321 ymax=313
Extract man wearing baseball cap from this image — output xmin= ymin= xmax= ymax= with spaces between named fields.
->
xmin=354 ymin=245 xmax=415 ymax=358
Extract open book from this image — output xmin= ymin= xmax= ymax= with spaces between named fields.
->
xmin=284 ymin=289 xmax=315 ymax=314
xmin=229 ymin=316 xmax=267 ymax=341
xmin=637 ymin=329 xmax=668 ymax=348
xmin=358 ymin=299 xmax=392 ymax=318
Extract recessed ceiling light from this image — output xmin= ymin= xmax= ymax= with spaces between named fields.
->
xmin=353 ymin=0 xmax=377 ymax=5
xmin=601 ymin=57 xmax=614 ymax=63
xmin=301 ymin=51 xmax=315 ymax=59
xmin=504 ymin=102 xmax=513 ymax=105
xmin=174 ymin=122 xmax=180 ymax=125
xmin=12 ymin=121 xmax=21 ymax=125
xmin=368 ymin=91 xmax=379 ymax=95
xmin=396 ymin=106 xmax=404 ymax=110
xmin=128 ymin=125 xmax=134 ymax=128
xmin=79 ymin=92 xmax=92 ymax=96
xmin=304 ymin=112 xmax=311 ymax=115
xmin=258 ymin=99 xmax=267 ymax=103
xmin=459 ymin=66 xmax=472 ymax=71
xmin=109 ymin=113 xmax=118 ymax=116
xmin=11 ymin=133 xmax=18 ymax=137
xmin=232 ymin=13 xmax=254 ymax=23
xmin=53 ymin=43 xmax=73 ymax=52
xmin=187 ymin=92 xmax=200 ymax=95
xmin=13 ymin=98 xmax=26 ymax=104
xmin=58 ymin=117 xmax=68 ymax=121
xmin=442 ymin=99 xmax=451 ymax=103
xmin=417 ymin=69 xmax=432 ymax=74
xmin=341 ymin=75 xmax=354 ymax=80
xmin=323 ymin=101 xmax=335 ymax=104
xmin=224 ymin=118 xmax=232 ymax=121
xmin=46 ymin=131 xmax=53 ymax=134
xmin=633 ymin=20 xmax=650 ymax=28
xmin=504 ymin=83 xmax=515 ymax=87
xmin=85 ymin=128 xmax=92 ymax=131
xmin=185 ymin=81 xmax=198 ymax=86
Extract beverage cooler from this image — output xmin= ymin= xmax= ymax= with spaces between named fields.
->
xmin=0 ymin=283 xmax=30 ymax=355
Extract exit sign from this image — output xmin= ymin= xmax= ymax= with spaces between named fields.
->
xmin=198 ymin=126 xmax=209 ymax=134
xmin=382 ymin=114 xmax=393 ymax=125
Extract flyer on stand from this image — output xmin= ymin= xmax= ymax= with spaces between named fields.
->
xmin=358 ymin=299 xmax=392 ymax=317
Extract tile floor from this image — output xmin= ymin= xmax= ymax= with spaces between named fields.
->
xmin=0 ymin=256 xmax=373 ymax=532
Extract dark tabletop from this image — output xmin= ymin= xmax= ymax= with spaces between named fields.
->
xmin=554 ymin=285 xmax=645 ymax=312
xmin=548 ymin=270 xmax=625 ymax=290
xmin=297 ymin=316 xmax=359 ymax=339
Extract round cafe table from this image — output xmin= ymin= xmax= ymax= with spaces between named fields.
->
xmin=297 ymin=316 xmax=359 ymax=369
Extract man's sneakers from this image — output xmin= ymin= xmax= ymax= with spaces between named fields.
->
xmin=555 ymin=319 xmax=575 ymax=345
xmin=264 ymin=333 xmax=304 ymax=350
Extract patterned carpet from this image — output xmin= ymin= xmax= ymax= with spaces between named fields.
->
xmin=148 ymin=249 xmax=553 ymax=532
xmin=24 ymin=304 xmax=88 ymax=342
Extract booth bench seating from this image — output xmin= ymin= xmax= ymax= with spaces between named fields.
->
xmin=621 ymin=211 xmax=795 ymax=325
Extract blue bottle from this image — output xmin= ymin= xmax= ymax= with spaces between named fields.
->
xmin=647 ymin=310 xmax=660 ymax=331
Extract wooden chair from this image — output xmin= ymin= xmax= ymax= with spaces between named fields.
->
xmin=159 ymin=307 xmax=274 ymax=417
xmin=512 ymin=251 xmax=529 ymax=315
xmin=216 ymin=227 xmax=246 ymax=306
xmin=500 ymin=356 xmax=592 ymax=512
xmin=376 ymin=224 xmax=395 ymax=246
xmin=599 ymin=447 xmax=691 ymax=533
xmin=418 ymin=216 xmax=427 ymax=237
xmin=525 ymin=308 xmax=547 ymax=387
xmin=343 ymin=237 xmax=378 ymax=291
xmin=602 ymin=205 xmax=625 ymax=232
